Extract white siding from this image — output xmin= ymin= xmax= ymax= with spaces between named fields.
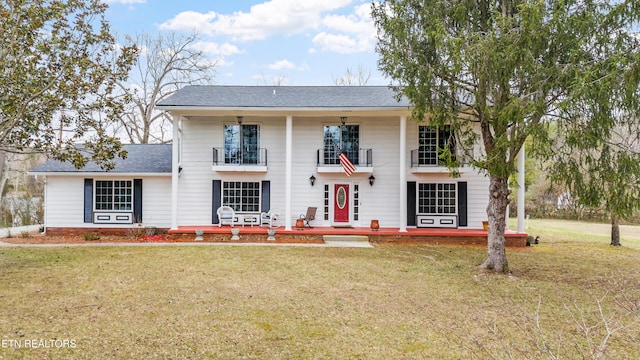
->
xmin=177 ymin=116 xmax=290 ymax=225
xmin=43 ymin=176 xmax=171 ymax=229
xmin=141 ymin=177 xmax=172 ymax=228
xmin=177 ymin=115 xmax=490 ymax=229
xmin=405 ymin=121 xmax=490 ymax=228
xmin=44 ymin=177 xmax=85 ymax=228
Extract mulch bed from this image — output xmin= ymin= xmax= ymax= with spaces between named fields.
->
xmin=1 ymin=232 xmax=178 ymax=245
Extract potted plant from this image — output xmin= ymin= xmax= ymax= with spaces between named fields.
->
xmin=370 ymin=219 xmax=380 ymax=231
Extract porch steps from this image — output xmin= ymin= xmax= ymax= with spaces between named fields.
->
xmin=323 ymin=235 xmax=370 ymax=243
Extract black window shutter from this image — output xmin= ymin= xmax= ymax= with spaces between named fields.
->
xmin=458 ymin=181 xmax=468 ymax=227
xmin=133 ymin=179 xmax=143 ymax=223
xmin=84 ymin=178 xmax=93 ymax=223
xmin=212 ymin=180 xmax=222 ymax=224
xmin=407 ymin=181 xmax=416 ymax=226
xmin=261 ymin=181 xmax=271 ymax=213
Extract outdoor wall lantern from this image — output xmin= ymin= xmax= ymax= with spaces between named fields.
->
xmin=309 ymin=175 xmax=316 ymax=186
xmin=368 ymin=174 xmax=376 ymax=186
xmin=340 ymin=116 xmax=347 ymax=125
xmin=237 ymin=116 xmax=243 ymax=124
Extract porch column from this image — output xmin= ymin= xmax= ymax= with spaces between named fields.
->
xmin=285 ymin=115 xmax=293 ymax=230
xmin=517 ymin=143 xmax=526 ymax=233
xmin=170 ymin=115 xmax=181 ymax=230
xmin=399 ymin=115 xmax=408 ymax=232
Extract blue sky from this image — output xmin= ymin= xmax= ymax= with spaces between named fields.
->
xmin=104 ymin=0 xmax=386 ymax=85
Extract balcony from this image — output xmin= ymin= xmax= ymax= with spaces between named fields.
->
xmin=316 ymin=148 xmax=373 ymax=173
xmin=212 ymin=147 xmax=268 ymax=172
xmin=410 ymin=149 xmax=471 ymax=174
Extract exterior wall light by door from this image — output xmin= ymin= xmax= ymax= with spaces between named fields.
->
xmin=309 ymin=175 xmax=316 ymax=186
xmin=368 ymin=174 xmax=375 ymax=186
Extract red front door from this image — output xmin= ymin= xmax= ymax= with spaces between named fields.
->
xmin=334 ymin=184 xmax=350 ymax=223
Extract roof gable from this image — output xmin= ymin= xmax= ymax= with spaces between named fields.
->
xmin=30 ymin=144 xmax=172 ymax=174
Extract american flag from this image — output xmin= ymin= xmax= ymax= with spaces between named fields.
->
xmin=339 ymin=152 xmax=356 ymax=176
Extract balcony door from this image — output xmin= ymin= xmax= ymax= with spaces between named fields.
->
xmin=225 ymin=124 xmax=259 ymax=164
xmin=323 ymin=125 xmax=359 ymax=165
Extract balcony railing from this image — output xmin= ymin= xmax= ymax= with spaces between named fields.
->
xmin=411 ymin=149 xmax=467 ymax=167
xmin=213 ymin=147 xmax=268 ymax=166
xmin=316 ymin=148 xmax=373 ymax=167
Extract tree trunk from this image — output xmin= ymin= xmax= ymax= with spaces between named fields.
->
xmin=481 ymin=176 xmax=510 ymax=272
xmin=0 ymin=153 xmax=10 ymax=210
xmin=610 ymin=215 xmax=621 ymax=246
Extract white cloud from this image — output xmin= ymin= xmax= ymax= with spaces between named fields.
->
xmin=312 ymin=3 xmax=376 ymax=53
xmin=192 ymin=41 xmax=244 ymax=56
xmin=215 ymin=58 xmax=235 ymax=67
xmin=159 ymin=11 xmax=218 ymax=35
xmin=312 ymin=32 xmax=359 ymax=53
xmin=159 ymin=0 xmax=353 ymax=41
xmin=267 ymin=59 xmax=309 ymax=71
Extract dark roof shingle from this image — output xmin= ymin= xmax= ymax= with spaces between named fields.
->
xmin=30 ymin=144 xmax=172 ymax=174
xmin=156 ymin=85 xmax=410 ymax=108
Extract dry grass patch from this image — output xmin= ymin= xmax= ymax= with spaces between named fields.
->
xmin=0 ymin=241 xmax=639 ymax=359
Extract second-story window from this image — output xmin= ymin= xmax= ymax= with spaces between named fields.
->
xmin=324 ymin=125 xmax=359 ymax=165
xmin=418 ymin=125 xmax=455 ymax=166
xmin=224 ymin=124 xmax=259 ymax=164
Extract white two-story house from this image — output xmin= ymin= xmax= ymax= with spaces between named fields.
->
xmin=32 ymin=86 xmax=501 ymax=237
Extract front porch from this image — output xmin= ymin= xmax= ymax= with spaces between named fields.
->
xmin=168 ymin=225 xmax=527 ymax=247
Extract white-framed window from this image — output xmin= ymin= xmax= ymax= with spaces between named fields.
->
xmin=323 ymin=125 xmax=360 ymax=165
xmin=224 ymin=124 xmax=260 ymax=164
xmin=324 ymin=184 xmax=330 ymax=221
xmin=418 ymin=183 xmax=456 ymax=214
xmin=353 ymin=183 xmax=359 ymax=221
xmin=95 ymin=180 xmax=133 ymax=211
xmin=418 ymin=125 xmax=455 ymax=166
xmin=223 ymin=181 xmax=260 ymax=212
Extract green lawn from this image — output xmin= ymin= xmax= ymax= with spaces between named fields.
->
xmin=1 ymin=222 xmax=640 ymax=359
xmin=513 ymin=218 xmax=640 ymax=249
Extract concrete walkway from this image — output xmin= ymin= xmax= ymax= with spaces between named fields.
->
xmin=0 ymin=240 xmax=373 ymax=248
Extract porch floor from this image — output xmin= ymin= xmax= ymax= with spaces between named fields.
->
xmin=168 ymin=225 xmax=528 ymax=247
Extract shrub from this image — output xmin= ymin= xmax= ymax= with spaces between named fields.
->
xmin=128 ymin=224 xmax=145 ymax=239
xmin=83 ymin=232 xmax=100 ymax=241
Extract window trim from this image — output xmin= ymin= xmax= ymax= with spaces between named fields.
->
xmin=94 ymin=179 xmax=133 ymax=212
xmin=223 ymin=123 xmax=261 ymax=165
xmin=323 ymin=124 xmax=360 ymax=165
xmin=417 ymin=182 xmax=457 ymax=215
xmin=417 ymin=125 xmax=456 ymax=166
xmin=222 ymin=181 xmax=262 ymax=213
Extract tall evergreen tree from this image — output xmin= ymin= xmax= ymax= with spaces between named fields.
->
xmin=373 ymin=0 xmax=640 ymax=271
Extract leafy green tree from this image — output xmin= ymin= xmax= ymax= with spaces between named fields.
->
xmin=548 ymin=124 xmax=640 ymax=246
xmin=373 ymin=0 xmax=640 ymax=271
xmin=0 ymin=0 xmax=137 ymax=170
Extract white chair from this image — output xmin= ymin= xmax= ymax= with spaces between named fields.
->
xmin=217 ymin=206 xmax=236 ymax=227
xmin=260 ymin=209 xmax=279 ymax=227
